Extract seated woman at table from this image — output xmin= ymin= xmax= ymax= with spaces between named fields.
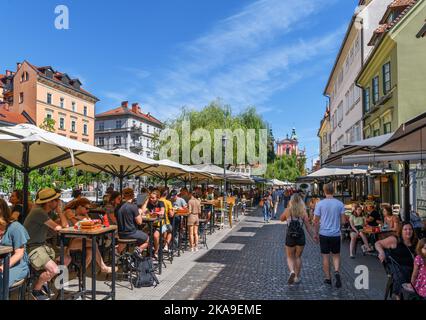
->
xmin=0 ymin=198 xmax=30 ymax=293
xmin=102 ymin=191 xmax=121 ymax=225
xmin=349 ymin=205 xmax=372 ymax=258
xmin=382 ymin=205 xmax=400 ymax=234
xmin=62 ymin=198 xmax=115 ymax=274
xmin=375 ymin=222 xmax=418 ymax=300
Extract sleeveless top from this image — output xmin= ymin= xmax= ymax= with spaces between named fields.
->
xmin=389 ymin=237 xmax=416 ymax=268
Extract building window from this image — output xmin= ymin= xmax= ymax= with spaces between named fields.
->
xmin=98 ymin=137 xmax=104 ymax=146
xmin=323 ymin=133 xmax=327 ymax=144
xmin=115 ymin=136 xmax=121 ymax=145
xmin=59 ymin=117 xmax=65 ymax=130
xmin=373 ymin=129 xmax=380 ymax=136
xmin=83 ymin=124 xmax=88 ymax=135
xmin=46 ymin=113 xmax=52 ymax=120
xmin=60 ymin=97 xmax=64 ymax=108
xmin=337 ymin=102 xmax=343 ymax=123
xmin=116 ymin=120 xmax=121 ymax=129
xmin=19 ymin=92 xmax=24 ymax=104
xmin=98 ymin=122 xmax=104 ymax=131
xmin=71 ymin=120 xmax=76 ymax=132
xmin=47 ymin=93 xmax=52 ymax=104
xmin=20 ymin=72 xmax=29 ymax=82
xmin=146 ymin=151 xmax=151 ymax=158
xmin=72 ymin=102 xmax=76 ymax=112
xmin=364 ymin=87 xmax=370 ymax=113
xmin=383 ymin=122 xmax=391 ymax=134
xmin=372 ymin=76 xmax=379 ymax=104
xmin=83 ymin=106 xmax=87 ymax=116
xmin=383 ymin=62 xmax=391 ymax=94
xmin=147 ymin=125 xmax=150 ymax=134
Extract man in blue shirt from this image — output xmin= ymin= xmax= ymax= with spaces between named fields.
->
xmin=313 ymin=183 xmax=346 ymax=288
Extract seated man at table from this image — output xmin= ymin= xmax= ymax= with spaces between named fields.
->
xmin=141 ymin=190 xmax=165 ymax=260
xmin=365 ymin=202 xmax=382 ymax=227
xmin=115 ymin=188 xmax=149 ymax=257
xmin=23 ymin=188 xmax=71 ymax=300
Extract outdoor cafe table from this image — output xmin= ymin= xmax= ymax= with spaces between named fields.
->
xmin=58 ymin=225 xmax=117 ymax=300
xmin=201 ymin=201 xmax=215 ymax=235
xmin=141 ymin=216 xmax=165 ymax=275
xmin=0 ymin=245 xmax=13 ymax=300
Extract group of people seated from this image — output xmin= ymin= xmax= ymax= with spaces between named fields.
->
xmin=1 ymin=184 xmax=247 ymax=300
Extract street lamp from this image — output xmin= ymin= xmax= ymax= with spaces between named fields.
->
xmin=222 ymin=133 xmax=228 ymax=216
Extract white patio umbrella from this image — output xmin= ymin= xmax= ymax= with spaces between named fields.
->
xmin=0 ymin=124 xmax=127 ymax=212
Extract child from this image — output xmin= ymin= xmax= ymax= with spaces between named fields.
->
xmin=411 ymin=238 xmax=426 ymax=298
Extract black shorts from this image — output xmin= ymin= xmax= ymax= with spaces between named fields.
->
xmin=119 ymin=230 xmax=149 ymax=246
xmin=285 ymin=232 xmax=306 ymax=247
xmin=319 ymin=235 xmax=341 ymax=254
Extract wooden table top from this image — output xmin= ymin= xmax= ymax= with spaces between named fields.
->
xmin=58 ymin=225 xmax=117 ymax=236
xmin=142 ymin=216 xmax=159 ymax=222
xmin=0 ymin=245 xmax=14 ymax=255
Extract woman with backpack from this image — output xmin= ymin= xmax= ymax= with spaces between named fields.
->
xmin=280 ymin=193 xmax=314 ymax=284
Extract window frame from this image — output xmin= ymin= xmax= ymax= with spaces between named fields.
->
xmin=383 ymin=62 xmax=391 ymax=95
xmin=47 ymin=93 xmax=52 ymax=105
xmin=59 ymin=117 xmax=65 ymax=130
xmin=372 ymin=76 xmax=379 ymax=104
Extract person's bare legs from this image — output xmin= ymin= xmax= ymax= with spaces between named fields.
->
xmin=332 ymin=253 xmax=340 ymax=273
xmin=322 ymin=254 xmax=331 ymax=280
xmin=285 ymin=246 xmax=296 ymax=281
xmin=350 ymin=233 xmax=357 ymax=257
xmin=188 ymin=225 xmax=195 ymax=249
xmin=194 ymin=225 xmax=199 ymax=248
xmin=294 ymin=246 xmax=304 ymax=279
xmin=153 ymin=230 xmax=160 ymax=255
xmin=34 ymin=260 xmax=59 ymax=291
xmin=359 ymin=232 xmax=370 ymax=248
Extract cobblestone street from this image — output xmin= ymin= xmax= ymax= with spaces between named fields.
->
xmin=163 ymin=202 xmax=387 ymax=300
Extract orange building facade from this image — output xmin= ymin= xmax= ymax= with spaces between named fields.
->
xmin=4 ymin=61 xmax=98 ymax=144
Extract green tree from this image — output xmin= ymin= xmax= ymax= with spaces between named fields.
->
xmin=159 ymin=100 xmax=271 ymax=166
xmin=39 ymin=117 xmax=56 ymax=132
xmin=266 ymin=153 xmax=306 ymax=182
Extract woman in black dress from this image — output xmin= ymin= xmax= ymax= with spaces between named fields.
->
xmin=375 ymin=221 xmax=418 ymax=299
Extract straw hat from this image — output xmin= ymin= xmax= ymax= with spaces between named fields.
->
xmin=122 ymin=188 xmax=134 ymax=198
xmin=36 ymin=188 xmax=61 ymax=204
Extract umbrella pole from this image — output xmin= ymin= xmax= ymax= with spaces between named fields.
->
xmin=119 ymin=165 xmax=124 ymax=195
xmin=403 ymin=160 xmax=410 ymax=222
xmin=22 ymin=143 xmax=31 ymax=216
xmin=96 ymin=174 xmax=99 ymax=203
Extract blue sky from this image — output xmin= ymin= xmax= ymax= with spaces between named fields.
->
xmin=3 ymin=0 xmax=358 ymax=167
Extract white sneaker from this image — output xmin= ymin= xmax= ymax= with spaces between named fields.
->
xmin=195 ymin=247 xmax=199 ymax=252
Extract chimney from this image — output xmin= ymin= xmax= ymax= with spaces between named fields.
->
xmin=131 ymin=102 xmax=139 ymax=113
xmin=16 ymin=62 xmax=22 ymax=70
xmin=121 ymin=101 xmax=128 ymax=108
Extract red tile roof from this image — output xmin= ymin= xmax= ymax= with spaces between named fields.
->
xmin=25 ymin=61 xmax=98 ymax=100
xmin=0 ymin=105 xmax=29 ymax=125
xmin=369 ymin=0 xmax=418 ymax=46
xmin=96 ymin=105 xmax=163 ymax=126
xmin=389 ymin=0 xmax=415 ymax=8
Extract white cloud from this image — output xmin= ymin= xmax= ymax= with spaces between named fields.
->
xmin=105 ymin=0 xmax=343 ymax=121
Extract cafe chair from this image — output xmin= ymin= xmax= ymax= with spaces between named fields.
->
xmin=108 ymin=237 xmax=138 ymax=290
xmin=9 ymin=278 xmax=27 ymax=300
xmin=198 ymin=218 xmax=209 ymax=250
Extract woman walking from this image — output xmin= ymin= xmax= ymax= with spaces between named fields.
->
xmin=280 ymin=193 xmax=314 ymax=284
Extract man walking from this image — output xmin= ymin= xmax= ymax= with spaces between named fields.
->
xmin=313 ymin=183 xmax=346 ymax=288
xmin=272 ymin=188 xmax=280 ymax=220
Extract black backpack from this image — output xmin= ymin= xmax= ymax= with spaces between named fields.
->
xmin=132 ymin=253 xmax=159 ymax=288
xmin=287 ymin=214 xmax=304 ymax=239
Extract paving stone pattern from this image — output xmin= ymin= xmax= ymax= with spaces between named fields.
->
xmin=163 ymin=202 xmax=387 ymax=300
